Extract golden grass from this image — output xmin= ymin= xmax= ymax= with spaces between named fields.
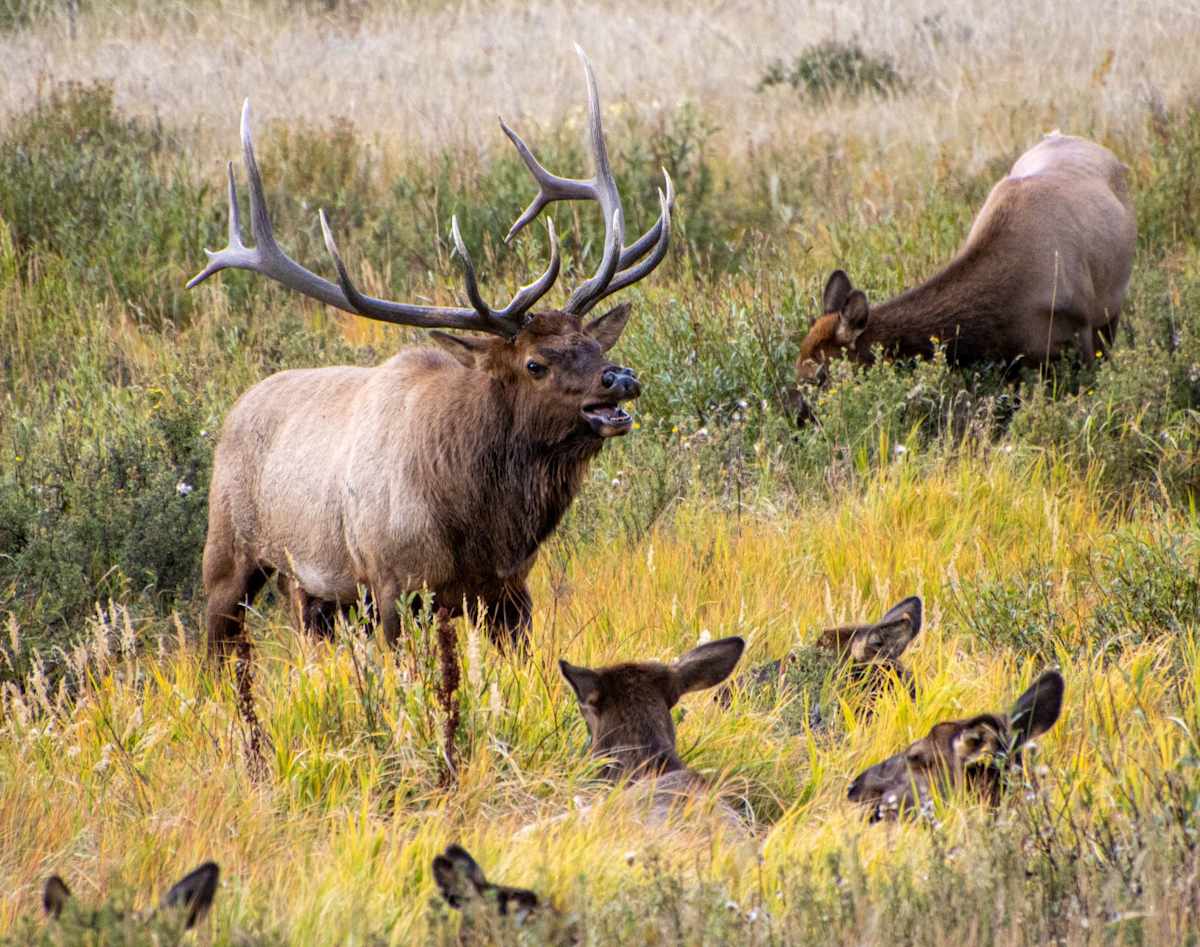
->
xmin=2 ymin=450 xmax=1196 ymax=942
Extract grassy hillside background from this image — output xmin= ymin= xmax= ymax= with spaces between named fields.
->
xmin=1 ymin=0 xmax=1200 ymax=943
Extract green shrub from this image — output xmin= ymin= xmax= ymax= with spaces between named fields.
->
xmin=758 ymin=40 xmax=906 ymax=102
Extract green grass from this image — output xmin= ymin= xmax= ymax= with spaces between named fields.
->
xmin=0 ymin=36 xmax=1199 ymax=945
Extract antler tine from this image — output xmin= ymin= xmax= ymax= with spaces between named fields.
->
xmin=191 ymin=100 xmax=564 ymax=339
xmin=575 ymin=178 xmax=673 ymax=315
xmin=499 ymin=46 xmax=674 ymax=316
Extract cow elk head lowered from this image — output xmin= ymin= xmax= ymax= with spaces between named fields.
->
xmin=191 ymin=47 xmax=673 ymax=658
xmin=848 ymin=670 xmax=1064 ymax=821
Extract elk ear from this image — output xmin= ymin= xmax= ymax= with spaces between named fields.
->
xmin=823 ymin=269 xmax=854 ymax=314
xmin=161 ymin=862 xmax=219 ymax=929
xmin=837 ymin=290 xmax=870 ymax=342
xmin=559 ymin=660 xmax=602 ymax=708
xmin=42 ymin=876 xmax=71 ymax=919
xmin=670 ymin=637 xmax=745 ymax=702
xmin=433 ymin=845 xmax=490 ymax=909
xmin=865 ymin=596 xmax=923 ymax=659
xmin=585 ymin=302 xmax=632 ymax=352
xmin=430 ymin=331 xmax=491 ymax=369
xmin=1008 ymin=670 xmax=1064 ymax=751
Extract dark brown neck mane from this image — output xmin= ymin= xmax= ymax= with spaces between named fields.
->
xmin=858 ymin=251 xmax=1015 ymax=364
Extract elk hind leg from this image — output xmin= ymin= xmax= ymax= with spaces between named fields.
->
xmin=482 ymin=582 xmax=533 ymax=653
xmin=204 ymin=552 xmax=269 ymax=662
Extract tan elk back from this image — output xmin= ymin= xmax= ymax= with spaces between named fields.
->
xmin=190 ymin=47 xmax=674 ymax=659
xmin=795 ymin=133 xmax=1136 ymax=392
xmin=848 ymin=670 xmax=1064 ymax=820
xmin=559 ymin=637 xmax=745 ymax=821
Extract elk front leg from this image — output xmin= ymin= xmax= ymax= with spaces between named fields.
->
xmin=482 ymin=582 xmax=533 ymax=652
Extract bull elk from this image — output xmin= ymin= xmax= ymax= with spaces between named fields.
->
xmin=794 ymin=133 xmax=1136 ymax=390
xmin=848 ymin=669 xmax=1064 ymax=821
xmin=189 ymin=48 xmax=674 ymax=658
xmin=42 ymin=862 xmax=219 ymax=932
xmin=559 ymin=637 xmax=745 ymax=822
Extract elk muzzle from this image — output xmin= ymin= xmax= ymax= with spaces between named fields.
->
xmin=582 ymin=366 xmax=640 ymax=437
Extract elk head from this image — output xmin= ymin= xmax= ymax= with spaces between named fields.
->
xmin=848 ymin=670 xmax=1064 ymax=821
xmin=795 ymin=269 xmax=872 ymax=385
xmin=188 ymin=46 xmax=672 ymax=447
xmin=559 ymin=638 xmax=745 ymax=779
xmin=433 ymin=845 xmax=545 ymax=923
xmin=43 ymin=862 xmax=219 ymax=931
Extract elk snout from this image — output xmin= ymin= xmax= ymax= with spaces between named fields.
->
xmin=601 ymin=366 xmax=640 ymax=399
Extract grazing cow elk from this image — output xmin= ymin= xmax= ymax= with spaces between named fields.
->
xmin=718 ymin=596 xmax=922 ymax=728
xmin=794 ymin=133 xmax=1136 ymax=391
xmin=42 ymin=862 xmax=219 ymax=932
xmin=189 ymin=47 xmax=673 ymax=658
xmin=848 ymin=670 xmax=1064 ymax=821
xmin=559 ymin=637 xmax=745 ymax=820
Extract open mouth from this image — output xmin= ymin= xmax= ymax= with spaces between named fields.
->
xmin=581 ymin=402 xmax=634 ymax=436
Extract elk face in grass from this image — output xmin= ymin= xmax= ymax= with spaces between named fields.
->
xmin=560 ymin=638 xmax=745 ymax=787
xmin=848 ymin=670 xmax=1064 ymax=821
xmin=721 ymin=597 xmax=922 ymax=730
xmin=42 ymin=862 xmax=219 ymax=933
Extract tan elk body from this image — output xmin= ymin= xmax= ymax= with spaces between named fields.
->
xmin=191 ymin=48 xmax=673 ymax=656
xmin=559 ymin=637 xmax=745 ymax=823
xmin=796 ymin=133 xmax=1136 ymax=386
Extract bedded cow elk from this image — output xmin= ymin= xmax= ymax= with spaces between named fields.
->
xmin=559 ymin=637 xmax=745 ymax=820
xmin=794 ymin=133 xmax=1136 ymax=391
xmin=42 ymin=862 xmax=219 ymax=932
xmin=719 ymin=596 xmax=922 ymax=728
xmin=848 ymin=670 xmax=1064 ymax=821
xmin=189 ymin=47 xmax=673 ymax=658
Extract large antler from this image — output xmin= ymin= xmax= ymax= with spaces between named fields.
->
xmin=501 ymin=44 xmax=675 ymax=316
xmin=188 ymin=101 xmax=560 ymax=338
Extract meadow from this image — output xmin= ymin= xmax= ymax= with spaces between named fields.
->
xmin=2 ymin=0 xmax=1200 ymax=943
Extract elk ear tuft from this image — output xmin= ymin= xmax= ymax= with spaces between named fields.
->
xmin=433 ymin=845 xmax=489 ymax=909
xmin=161 ymin=862 xmax=219 ymax=929
xmin=838 ymin=290 xmax=870 ymax=340
xmin=823 ymin=269 xmax=854 ymax=314
xmin=559 ymin=660 xmax=602 ymax=707
xmin=42 ymin=876 xmax=71 ymax=919
xmin=430 ymin=331 xmax=491 ymax=369
xmin=585 ymin=302 xmax=632 ymax=352
xmin=1009 ymin=670 xmax=1064 ymax=750
xmin=671 ymin=637 xmax=745 ymax=701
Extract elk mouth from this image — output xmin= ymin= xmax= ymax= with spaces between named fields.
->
xmin=581 ymin=402 xmax=634 ymax=437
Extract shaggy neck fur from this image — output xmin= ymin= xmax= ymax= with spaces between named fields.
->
xmin=859 ymin=251 xmax=1016 ymax=364
xmin=414 ymin=369 xmax=604 ymax=584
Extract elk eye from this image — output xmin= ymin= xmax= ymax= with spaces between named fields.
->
xmin=526 ymin=360 xmax=547 ymax=377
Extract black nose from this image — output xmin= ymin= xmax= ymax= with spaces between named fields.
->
xmin=602 ymin=367 xmax=640 ymax=398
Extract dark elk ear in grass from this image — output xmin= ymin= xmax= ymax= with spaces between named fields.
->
xmin=585 ymin=302 xmax=633 ymax=352
xmin=838 ymin=290 xmax=870 ymax=339
xmin=868 ymin=596 xmax=923 ymax=659
xmin=823 ymin=269 xmax=854 ymax=314
xmin=1008 ymin=670 xmax=1065 ymax=751
xmin=559 ymin=660 xmax=602 ymax=708
xmin=42 ymin=876 xmax=71 ymax=919
xmin=433 ymin=845 xmax=490 ymax=909
xmin=160 ymin=862 xmax=219 ymax=929
xmin=670 ymin=637 xmax=745 ymax=703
